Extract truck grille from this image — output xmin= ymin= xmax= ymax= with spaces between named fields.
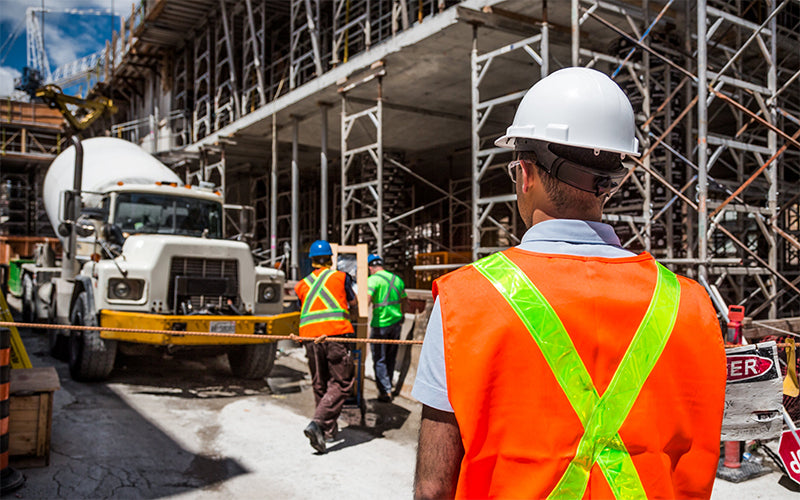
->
xmin=168 ymin=257 xmax=240 ymax=311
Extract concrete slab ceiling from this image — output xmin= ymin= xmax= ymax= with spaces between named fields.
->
xmin=187 ymin=0 xmax=689 ymax=168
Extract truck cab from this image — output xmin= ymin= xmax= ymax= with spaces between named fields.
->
xmin=22 ymin=137 xmax=297 ymax=382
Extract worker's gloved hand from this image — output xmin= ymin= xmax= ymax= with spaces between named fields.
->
xmin=314 ymin=335 xmax=327 ymax=344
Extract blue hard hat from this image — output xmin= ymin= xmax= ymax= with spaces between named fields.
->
xmin=309 ymin=240 xmax=332 ymax=258
xmin=368 ymin=253 xmax=382 ymax=265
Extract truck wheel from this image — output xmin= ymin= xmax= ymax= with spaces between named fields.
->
xmin=21 ymin=274 xmax=36 ymax=325
xmin=49 ymin=329 xmax=69 ymax=361
xmin=68 ymin=291 xmax=117 ymax=381
xmin=227 ymin=341 xmax=277 ymax=379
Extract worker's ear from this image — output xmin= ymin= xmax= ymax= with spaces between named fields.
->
xmin=519 ymin=159 xmax=536 ymax=194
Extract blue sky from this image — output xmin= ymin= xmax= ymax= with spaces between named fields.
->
xmin=0 ymin=0 xmax=136 ymax=96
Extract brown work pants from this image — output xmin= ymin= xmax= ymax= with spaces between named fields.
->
xmin=305 ymin=340 xmax=355 ymax=437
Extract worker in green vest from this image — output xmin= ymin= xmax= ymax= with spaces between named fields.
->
xmin=367 ymin=253 xmax=407 ymax=402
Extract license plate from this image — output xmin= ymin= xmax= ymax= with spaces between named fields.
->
xmin=209 ymin=321 xmax=236 ymax=334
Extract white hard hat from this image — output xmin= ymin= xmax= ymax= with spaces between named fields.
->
xmin=495 ymin=67 xmax=640 ymax=156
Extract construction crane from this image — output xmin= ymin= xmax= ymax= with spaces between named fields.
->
xmin=14 ymin=6 xmax=117 ymax=95
xmin=6 ymin=6 xmax=119 ymax=131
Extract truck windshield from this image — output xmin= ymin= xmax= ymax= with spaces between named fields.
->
xmin=114 ymin=193 xmax=222 ymax=238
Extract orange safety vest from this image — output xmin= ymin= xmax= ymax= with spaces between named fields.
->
xmin=295 ymin=267 xmax=354 ymax=338
xmin=434 ymin=249 xmax=726 ymax=499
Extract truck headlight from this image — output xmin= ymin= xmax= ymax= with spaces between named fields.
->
xmin=257 ymin=283 xmax=281 ymax=303
xmin=108 ymin=278 xmax=145 ymax=301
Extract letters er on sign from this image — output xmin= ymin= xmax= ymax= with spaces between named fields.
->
xmin=721 ymin=342 xmax=783 ymax=442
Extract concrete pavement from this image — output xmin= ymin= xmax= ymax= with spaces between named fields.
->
xmin=5 ymin=307 xmax=800 ymax=498
xmin=9 ymin=326 xmax=419 ymax=499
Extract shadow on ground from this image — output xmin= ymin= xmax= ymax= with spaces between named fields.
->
xmin=15 ymin=326 xmax=251 ymax=499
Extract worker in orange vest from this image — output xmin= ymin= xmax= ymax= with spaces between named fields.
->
xmin=295 ymin=240 xmax=358 ymax=454
xmin=412 ymin=67 xmax=727 ymax=499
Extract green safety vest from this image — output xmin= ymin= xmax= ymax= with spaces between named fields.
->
xmin=369 ymin=270 xmax=404 ymax=327
xmin=299 ymin=269 xmax=350 ymax=328
xmin=472 ymin=252 xmax=681 ymax=499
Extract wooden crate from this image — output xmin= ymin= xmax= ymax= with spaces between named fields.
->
xmin=9 ymin=367 xmax=60 ymax=467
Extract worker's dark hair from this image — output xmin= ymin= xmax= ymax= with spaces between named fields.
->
xmin=516 ymin=150 xmax=601 ymax=214
xmin=311 ymin=255 xmax=332 ymax=267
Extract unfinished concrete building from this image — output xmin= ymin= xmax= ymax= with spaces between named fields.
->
xmin=74 ymin=0 xmax=800 ymax=321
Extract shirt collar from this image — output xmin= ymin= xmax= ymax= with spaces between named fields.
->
xmin=521 ymin=219 xmax=624 ymax=247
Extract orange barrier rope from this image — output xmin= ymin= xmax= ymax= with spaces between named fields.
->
xmin=0 ymin=321 xmax=423 ymax=345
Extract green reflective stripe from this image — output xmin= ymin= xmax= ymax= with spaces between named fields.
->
xmin=375 ymin=272 xmax=401 ymax=308
xmin=299 ymin=310 xmax=350 ymax=326
xmin=301 ymin=269 xmax=348 ymax=324
xmin=553 ymin=262 xmax=680 ymax=500
xmin=473 ymin=253 xmax=599 ymax=423
xmin=303 ymin=270 xmax=340 ymax=312
xmin=473 ymin=253 xmax=680 ymax=500
xmin=300 ymin=269 xmax=332 ymax=317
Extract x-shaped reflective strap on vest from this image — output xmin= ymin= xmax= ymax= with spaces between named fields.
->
xmin=373 ymin=272 xmax=402 ymax=308
xmin=300 ymin=269 xmax=349 ymax=326
xmin=473 ymin=253 xmax=680 ymax=500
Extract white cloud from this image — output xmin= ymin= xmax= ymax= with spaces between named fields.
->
xmin=0 ymin=1 xmax=137 ymax=26
xmin=0 ymin=66 xmax=21 ymax=97
xmin=1 ymin=0 xmax=139 ymax=69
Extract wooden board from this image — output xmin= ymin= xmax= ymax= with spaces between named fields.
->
xmin=10 ymin=366 xmax=61 ymax=393
xmin=1 ymin=99 xmax=65 ymax=128
xmin=721 ymin=342 xmax=784 ymax=441
xmin=9 ymin=366 xmax=60 ymax=467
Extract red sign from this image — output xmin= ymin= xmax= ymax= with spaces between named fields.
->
xmin=726 ymin=355 xmax=773 ymax=382
xmin=779 ymin=430 xmax=800 ymax=485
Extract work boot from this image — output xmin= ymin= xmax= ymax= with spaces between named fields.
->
xmin=377 ymin=392 xmax=392 ymax=403
xmin=304 ymin=421 xmax=326 ymax=453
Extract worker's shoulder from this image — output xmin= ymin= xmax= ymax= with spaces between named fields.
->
xmin=672 ymin=272 xmax=706 ymax=294
xmin=671 ymin=272 xmax=717 ymax=313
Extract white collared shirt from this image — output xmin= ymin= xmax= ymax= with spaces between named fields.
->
xmin=411 ymin=219 xmax=636 ymax=412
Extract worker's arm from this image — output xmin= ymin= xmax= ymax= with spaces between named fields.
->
xmin=414 ymin=405 xmax=463 ymax=500
xmin=348 ymin=298 xmax=359 ymax=323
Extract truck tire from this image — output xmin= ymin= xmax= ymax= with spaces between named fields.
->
xmin=68 ymin=291 xmax=117 ymax=381
xmin=21 ymin=274 xmax=36 ymax=325
xmin=227 ymin=341 xmax=277 ymax=379
xmin=49 ymin=329 xmax=69 ymax=361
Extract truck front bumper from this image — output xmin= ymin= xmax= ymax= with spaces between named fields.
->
xmin=99 ymin=310 xmax=300 ymax=345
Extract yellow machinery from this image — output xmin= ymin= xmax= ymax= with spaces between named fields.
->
xmin=35 ymin=84 xmax=117 ymax=131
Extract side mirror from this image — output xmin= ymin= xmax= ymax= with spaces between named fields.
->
xmin=59 ymin=190 xmax=78 ymax=223
xmin=102 ymin=223 xmax=126 ymax=246
xmin=74 ymin=216 xmax=96 ymax=238
xmin=57 ymin=222 xmax=71 ymax=237
xmin=75 ymin=223 xmax=95 ymax=238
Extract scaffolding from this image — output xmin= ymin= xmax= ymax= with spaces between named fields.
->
xmin=83 ymin=0 xmax=800 ymax=320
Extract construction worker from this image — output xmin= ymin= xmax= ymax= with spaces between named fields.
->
xmin=412 ymin=68 xmax=726 ymax=499
xmin=367 ymin=253 xmax=407 ymax=402
xmin=295 ymin=240 xmax=358 ymax=454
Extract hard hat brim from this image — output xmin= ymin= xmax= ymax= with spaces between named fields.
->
xmin=494 ymin=134 xmax=640 ymax=157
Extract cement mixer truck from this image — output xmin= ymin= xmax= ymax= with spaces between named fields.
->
xmin=20 ymin=137 xmax=297 ymax=381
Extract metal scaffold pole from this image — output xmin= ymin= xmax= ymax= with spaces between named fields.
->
xmin=271 ymin=113 xmax=278 ymax=265
xmin=768 ymin=0 xmax=778 ymax=318
xmin=697 ymin=0 xmax=709 ymax=282
xmin=291 ymin=116 xmax=300 ymax=280
xmin=320 ymin=103 xmax=329 ymax=240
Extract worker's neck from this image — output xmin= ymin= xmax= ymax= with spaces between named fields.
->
xmin=528 ymin=208 xmax=602 ymax=228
